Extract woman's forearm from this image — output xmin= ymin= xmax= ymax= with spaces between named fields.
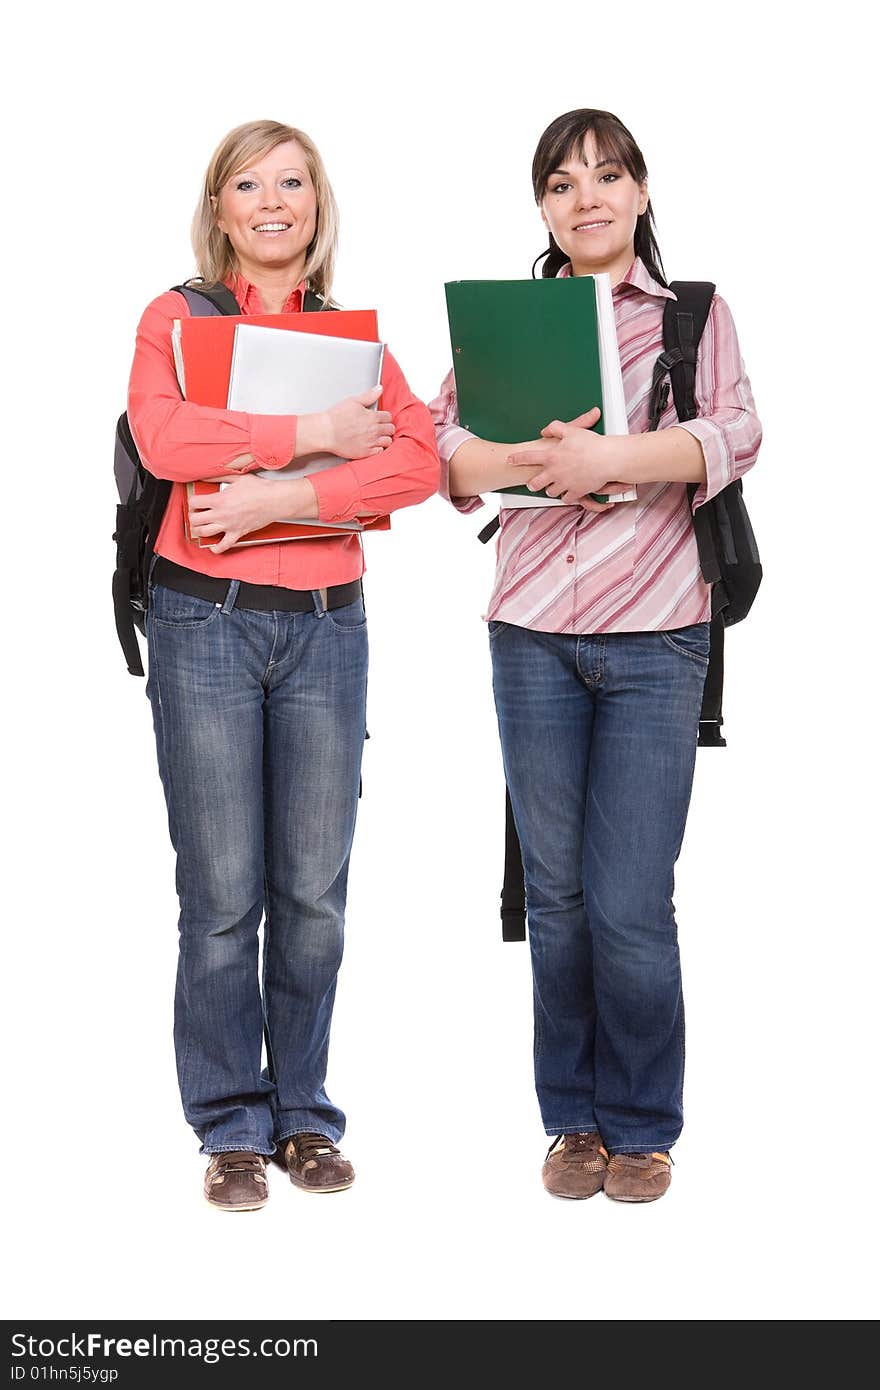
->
xmin=603 ymin=426 xmax=707 ymax=486
xmin=449 ymin=436 xmax=546 ymax=497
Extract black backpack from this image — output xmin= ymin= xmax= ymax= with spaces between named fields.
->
xmin=113 ymin=281 xmax=326 ymax=675
xmin=646 ymin=280 xmax=762 ymax=747
xmin=495 ymin=279 xmax=763 ymax=942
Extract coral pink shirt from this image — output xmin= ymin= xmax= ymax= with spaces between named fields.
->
xmin=127 ymin=274 xmax=440 ymax=588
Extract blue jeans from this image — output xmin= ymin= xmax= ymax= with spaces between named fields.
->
xmin=146 ymin=579 xmax=368 ymax=1155
xmin=489 ymin=620 xmax=709 ymax=1153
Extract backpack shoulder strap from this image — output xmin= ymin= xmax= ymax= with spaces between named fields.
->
xmin=170 ymin=281 xmax=330 ymax=316
xmin=113 ymin=279 xmax=239 ymax=676
xmin=662 ymin=281 xmax=716 ymax=422
xmin=304 ymin=288 xmax=332 ymax=312
xmin=169 ymin=281 xmax=241 ymax=316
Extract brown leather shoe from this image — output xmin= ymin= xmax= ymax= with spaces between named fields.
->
xmin=542 ymin=1132 xmax=609 ymax=1199
xmin=271 ymin=1132 xmax=355 ymax=1192
xmin=203 ymin=1151 xmax=269 ymax=1212
xmin=604 ymin=1151 xmax=672 ymax=1203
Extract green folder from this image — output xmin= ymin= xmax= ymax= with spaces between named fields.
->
xmin=444 ymin=276 xmax=618 ymax=499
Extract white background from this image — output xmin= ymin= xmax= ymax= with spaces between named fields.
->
xmin=4 ymin=0 xmax=876 ymax=1323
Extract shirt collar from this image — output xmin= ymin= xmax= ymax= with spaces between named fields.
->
xmin=556 ymin=256 xmax=676 ymax=301
xmin=225 ymin=273 xmax=306 ymax=314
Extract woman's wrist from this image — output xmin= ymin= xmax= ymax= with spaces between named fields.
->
xmin=449 ymin=436 xmax=546 ymax=495
xmin=271 ymin=477 xmax=320 ymax=521
xmin=292 ymin=412 xmax=329 ymax=458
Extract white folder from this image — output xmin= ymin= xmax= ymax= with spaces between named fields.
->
xmin=226 ymin=324 xmax=386 ymax=482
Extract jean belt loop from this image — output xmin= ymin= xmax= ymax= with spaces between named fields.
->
xmin=312 ymin=587 xmax=328 ymax=617
xmin=221 ymin=579 xmax=241 ymax=615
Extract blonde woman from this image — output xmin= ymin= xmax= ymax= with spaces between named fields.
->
xmin=127 ymin=120 xmax=439 ymax=1210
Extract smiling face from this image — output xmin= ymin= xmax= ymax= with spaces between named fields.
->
xmin=213 ymin=138 xmax=318 ymax=284
xmin=540 ymin=131 xmax=648 ymax=282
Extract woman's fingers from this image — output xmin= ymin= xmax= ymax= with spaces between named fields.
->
xmin=507 ymin=448 xmax=546 ymax=468
xmin=188 ymin=485 xmax=225 ymax=511
xmin=326 ymin=395 xmax=396 ymax=457
xmin=209 ymin=533 xmax=240 ymax=554
xmin=354 ymin=386 xmax=383 ymax=407
xmin=540 ymin=407 xmax=601 ymax=438
xmin=187 ymin=511 xmax=221 ymax=530
xmin=567 ymin=407 xmax=602 ymax=428
xmin=540 ymin=420 xmax=566 ymax=439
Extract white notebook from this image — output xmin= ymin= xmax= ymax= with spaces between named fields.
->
xmin=226 ymin=324 xmax=386 ymax=483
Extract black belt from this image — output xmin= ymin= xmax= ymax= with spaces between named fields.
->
xmin=152 ymin=557 xmax=362 ymax=614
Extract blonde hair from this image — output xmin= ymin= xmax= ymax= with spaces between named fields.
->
xmin=191 ymin=120 xmax=339 ymax=301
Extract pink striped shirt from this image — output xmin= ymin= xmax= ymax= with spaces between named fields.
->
xmin=429 ymin=257 xmax=762 ymax=633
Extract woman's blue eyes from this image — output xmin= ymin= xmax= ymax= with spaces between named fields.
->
xmin=234 ymin=177 xmax=302 ymax=192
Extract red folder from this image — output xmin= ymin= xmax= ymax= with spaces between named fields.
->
xmin=176 ymin=308 xmax=390 ymax=547
xmin=177 ymin=309 xmax=379 ymax=407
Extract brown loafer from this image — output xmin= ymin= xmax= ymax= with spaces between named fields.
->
xmin=542 ymin=1132 xmax=609 ymax=1199
xmin=604 ymin=1151 xmax=672 ymax=1203
xmin=203 ymin=1151 xmax=269 ymax=1212
xmin=272 ymin=1132 xmax=355 ymax=1193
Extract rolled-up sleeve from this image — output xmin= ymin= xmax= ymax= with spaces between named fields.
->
xmin=672 ymin=294 xmax=762 ymax=510
xmin=307 ymin=349 xmax=439 ymax=524
xmin=127 ymin=292 xmax=299 ymax=484
xmin=427 ymin=368 xmax=484 ymax=514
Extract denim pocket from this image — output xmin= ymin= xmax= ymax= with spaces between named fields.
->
xmin=325 ymin=597 xmax=367 ymax=632
xmin=149 ymin=583 xmax=222 ymax=631
xmin=659 ymin=622 xmax=711 ymax=665
xmin=488 ymin=619 xmax=509 ymax=640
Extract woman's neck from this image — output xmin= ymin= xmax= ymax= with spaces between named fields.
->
xmin=235 ymin=259 xmax=306 ymax=314
xmin=570 ymin=247 xmax=636 ymax=287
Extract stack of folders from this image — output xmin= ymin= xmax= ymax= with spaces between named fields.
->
xmin=444 ymin=274 xmax=636 ymax=507
xmin=172 ymin=308 xmax=390 ymax=547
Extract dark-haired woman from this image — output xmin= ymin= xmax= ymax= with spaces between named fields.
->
xmin=430 ymin=110 xmax=761 ymax=1202
xmin=128 ymin=120 xmax=439 ymax=1210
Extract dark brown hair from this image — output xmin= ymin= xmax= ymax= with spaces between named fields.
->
xmin=530 ymin=109 xmax=666 ymax=285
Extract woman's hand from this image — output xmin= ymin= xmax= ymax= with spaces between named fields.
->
xmin=315 ymin=386 xmax=395 ymax=459
xmin=188 ymin=475 xmax=318 ymax=553
xmin=507 ymin=407 xmax=634 ymax=506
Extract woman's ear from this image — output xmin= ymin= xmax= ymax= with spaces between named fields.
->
xmin=638 ymin=182 xmax=649 ymax=216
xmin=210 ymin=193 xmax=226 ymax=234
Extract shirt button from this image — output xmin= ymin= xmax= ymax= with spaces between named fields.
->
xmin=566 ymin=554 xmax=575 ymax=564
xmin=267 ymin=456 xmax=277 ymax=466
